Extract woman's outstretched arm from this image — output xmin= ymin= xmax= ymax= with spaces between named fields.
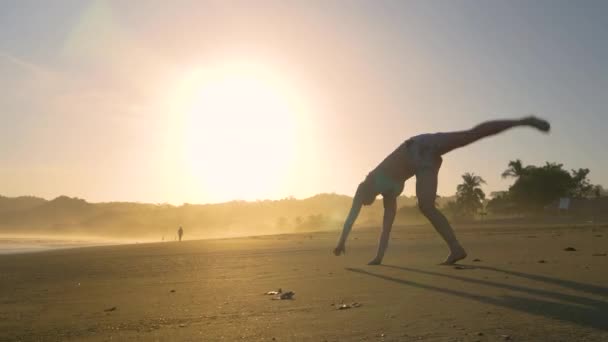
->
xmin=334 ymin=196 xmax=363 ymax=255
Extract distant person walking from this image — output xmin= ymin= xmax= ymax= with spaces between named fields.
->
xmin=333 ymin=116 xmax=550 ymax=265
xmin=178 ymin=226 xmax=184 ymax=242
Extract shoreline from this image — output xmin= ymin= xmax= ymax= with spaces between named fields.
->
xmin=0 ymin=236 xmax=128 ymax=255
xmin=1 ymin=221 xmax=604 ymax=256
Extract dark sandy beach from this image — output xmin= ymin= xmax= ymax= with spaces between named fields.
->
xmin=1 ymin=223 xmax=607 ymax=341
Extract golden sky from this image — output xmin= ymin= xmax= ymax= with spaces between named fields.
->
xmin=1 ymin=1 xmax=607 ymax=204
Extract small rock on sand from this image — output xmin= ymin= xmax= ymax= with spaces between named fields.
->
xmin=473 ymin=258 xmax=481 ymax=262
xmin=104 ymin=307 xmax=117 ymax=312
xmin=501 ymin=334 xmax=512 ymax=340
xmin=273 ymin=291 xmax=295 ymax=300
xmin=564 ymin=247 xmax=577 ymax=251
xmin=538 ymin=260 xmax=547 ymax=263
xmin=170 ymin=289 xmax=176 ymax=293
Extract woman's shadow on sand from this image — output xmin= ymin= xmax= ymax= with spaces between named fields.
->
xmin=345 ymin=264 xmax=608 ymax=331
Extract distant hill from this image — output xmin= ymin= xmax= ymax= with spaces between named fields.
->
xmin=0 ymin=193 xmax=452 ymax=240
xmin=0 ymin=195 xmax=47 ymax=213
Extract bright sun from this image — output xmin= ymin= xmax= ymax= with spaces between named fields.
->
xmin=169 ymin=61 xmax=305 ymax=202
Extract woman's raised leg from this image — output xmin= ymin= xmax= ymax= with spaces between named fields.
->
xmin=436 ymin=116 xmax=550 ymax=155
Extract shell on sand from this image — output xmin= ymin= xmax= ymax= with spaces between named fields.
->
xmin=265 ymin=288 xmax=282 ymax=295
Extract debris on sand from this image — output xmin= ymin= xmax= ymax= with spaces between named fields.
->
xmin=564 ymin=247 xmax=577 ymax=251
xmin=454 ymin=265 xmax=475 ymax=270
xmin=179 ymin=324 xmax=187 ymax=328
xmin=170 ymin=289 xmax=176 ymax=293
xmin=592 ymin=253 xmax=607 ymax=257
xmin=501 ymin=334 xmax=512 ymax=340
xmin=272 ymin=291 xmax=295 ymax=300
xmin=538 ymin=260 xmax=547 ymax=263
xmin=104 ymin=307 xmax=117 ymax=312
xmin=279 ymin=291 xmax=295 ymax=300
xmin=473 ymin=258 xmax=482 ymax=262
xmin=336 ymin=302 xmax=362 ymax=310
xmin=265 ymin=288 xmax=282 ymax=295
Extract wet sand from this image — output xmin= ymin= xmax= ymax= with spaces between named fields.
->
xmin=1 ymin=223 xmax=607 ymax=341
xmin=0 ymin=236 xmax=124 ymax=255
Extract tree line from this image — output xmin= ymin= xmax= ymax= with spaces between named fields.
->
xmin=445 ymin=159 xmax=605 ymax=219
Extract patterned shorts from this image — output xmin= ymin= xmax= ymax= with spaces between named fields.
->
xmin=405 ymin=133 xmax=444 ymax=173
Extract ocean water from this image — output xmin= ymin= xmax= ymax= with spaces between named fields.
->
xmin=0 ymin=236 xmax=121 ymax=255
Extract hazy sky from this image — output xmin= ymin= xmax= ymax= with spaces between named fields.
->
xmin=1 ymin=0 xmax=607 ymax=204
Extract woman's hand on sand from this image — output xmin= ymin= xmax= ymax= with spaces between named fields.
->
xmin=333 ymin=243 xmax=346 ymax=256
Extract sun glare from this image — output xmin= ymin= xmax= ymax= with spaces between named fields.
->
xmin=169 ymin=61 xmax=305 ymax=202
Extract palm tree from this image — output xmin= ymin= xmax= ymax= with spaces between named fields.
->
xmin=456 ymin=173 xmax=486 ymax=218
xmin=501 ymin=159 xmax=527 ymax=179
xmin=570 ymin=168 xmax=592 ymax=198
xmin=593 ymin=185 xmax=604 ymax=198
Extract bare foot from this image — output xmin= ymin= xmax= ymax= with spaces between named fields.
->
xmin=523 ymin=116 xmax=550 ymax=132
xmin=367 ymin=258 xmax=382 ymax=265
xmin=439 ymin=248 xmax=467 ymax=265
xmin=333 ymin=245 xmax=346 ymax=256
